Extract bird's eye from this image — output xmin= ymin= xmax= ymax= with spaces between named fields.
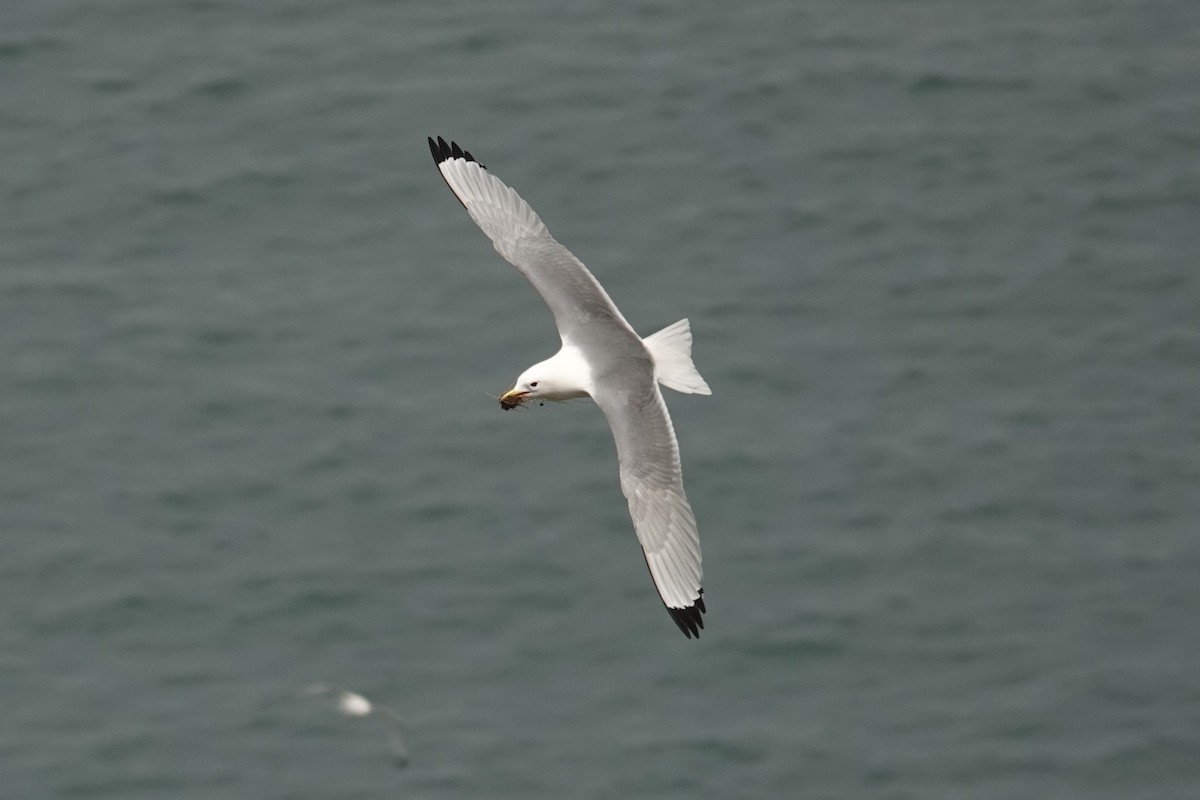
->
xmin=530 ymin=381 xmax=539 ymax=388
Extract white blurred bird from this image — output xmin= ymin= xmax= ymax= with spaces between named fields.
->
xmin=303 ymin=683 xmax=409 ymax=767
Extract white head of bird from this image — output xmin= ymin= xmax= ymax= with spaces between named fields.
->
xmin=498 ymin=346 xmax=592 ymax=410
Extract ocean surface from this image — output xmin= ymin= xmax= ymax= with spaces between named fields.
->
xmin=3 ymin=1 xmax=1199 ymax=797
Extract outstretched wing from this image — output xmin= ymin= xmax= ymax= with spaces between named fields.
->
xmin=428 ymin=136 xmax=636 ymax=344
xmin=374 ymin=706 xmax=410 ymax=768
xmin=594 ymin=378 xmax=706 ymax=638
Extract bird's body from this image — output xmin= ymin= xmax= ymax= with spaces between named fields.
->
xmin=428 ymin=137 xmax=710 ymax=638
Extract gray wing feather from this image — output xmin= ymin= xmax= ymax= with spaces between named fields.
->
xmin=431 ymin=140 xmax=636 ymax=343
xmin=594 ymin=377 xmax=704 ymax=612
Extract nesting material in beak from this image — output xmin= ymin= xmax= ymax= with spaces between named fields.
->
xmin=499 ymin=389 xmax=528 ymax=410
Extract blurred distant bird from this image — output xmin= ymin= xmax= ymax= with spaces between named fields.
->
xmin=303 ymin=683 xmax=409 ymax=767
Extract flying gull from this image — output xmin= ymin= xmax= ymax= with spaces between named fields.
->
xmin=303 ymin=683 xmax=409 ymax=767
xmin=427 ymin=136 xmax=710 ymax=638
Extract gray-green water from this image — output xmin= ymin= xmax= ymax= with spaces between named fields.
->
xmin=4 ymin=1 xmax=1199 ymax=797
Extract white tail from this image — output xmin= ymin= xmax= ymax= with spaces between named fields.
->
xmin=644 ymin=318 xmax=712 ymax=396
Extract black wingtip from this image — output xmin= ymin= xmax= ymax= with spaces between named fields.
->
xmin=667 ymin=589 xmax=706 ymax=639
xmin=428 ymin=136 xmax=485 ymax=169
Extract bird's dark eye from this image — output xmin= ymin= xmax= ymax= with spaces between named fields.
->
xmin=530 ymin=381 xmax=539 ymax=388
